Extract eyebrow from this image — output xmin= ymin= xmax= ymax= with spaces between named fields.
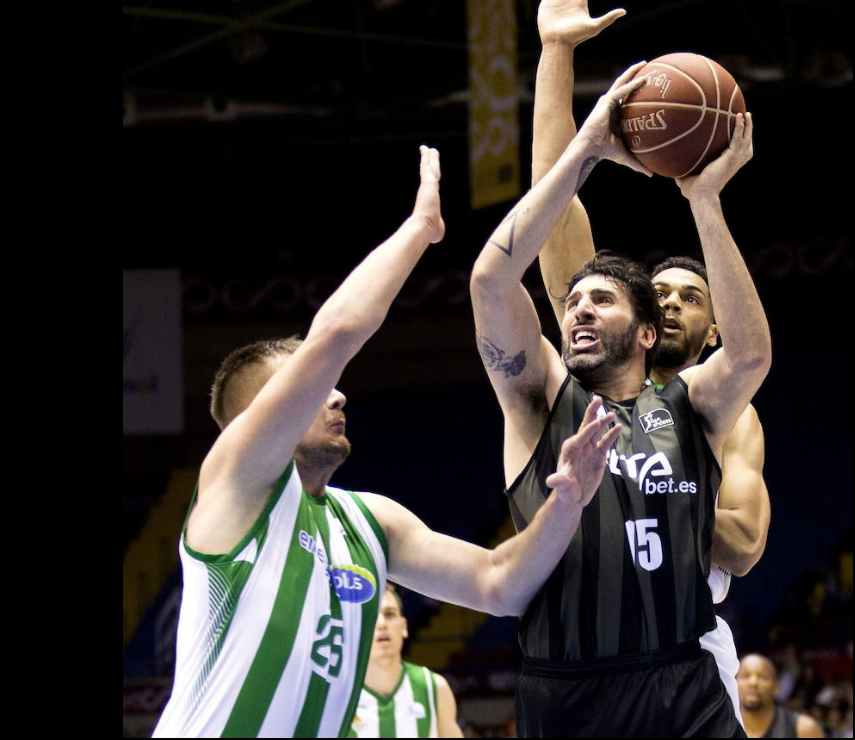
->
xmin=654 ymin=281 xmax=707 ymax=297
xmin=566 ymin=287 xmax=619 ymax=303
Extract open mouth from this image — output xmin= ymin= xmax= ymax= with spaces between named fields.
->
xmin=570 ymin=327 xmax=600 ymax=351
xmin=662 ymin=318 xmax=683 ymax=334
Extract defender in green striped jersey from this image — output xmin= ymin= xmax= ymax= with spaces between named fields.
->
xmin=154 ymin=146 xmax=624 ymax=738
xmin=352 ymin=586 xmax=462 ymax=738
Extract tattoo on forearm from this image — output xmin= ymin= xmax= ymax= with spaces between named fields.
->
xmin=575 ymin=156 xmax=600 ymax=192
xmin=489 ymin=206 xmax=530 ymax=258
xmin=476 ymin=334 xmax=527 ymax=377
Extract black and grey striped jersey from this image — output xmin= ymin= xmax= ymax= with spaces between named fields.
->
xmin=508 ymin=374 xmax=720 ymax=662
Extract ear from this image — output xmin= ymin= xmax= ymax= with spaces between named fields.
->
xmin=639 ymin=322 xmax=657 ymax=351
xmin=402 ymin=617 xmax=409 ymax=641
xmin=705 ymin=322 xmax=719 ymax=348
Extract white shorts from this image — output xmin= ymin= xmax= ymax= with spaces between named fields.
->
xmin=699 ymin=615 xmax=744 ymax=728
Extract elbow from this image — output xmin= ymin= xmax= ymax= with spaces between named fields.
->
xmin=728 ymin=549 xmax=761 ymax=578
xmin=732 ymin=345 xmax=772 ymax=387
xmin=715 ymin=523 xmax=769 ymax=577
xmin=480 ymin=563 xmax=524 ymax=618
xmin=484 ymin=588 xmax=522 ymax=618
xmin=735 ymin=530 xmax=769 ymax=576
xmin=470 ymin=261 xmax=499 ymax=299
xmin=470 ymin=257 xmax=518 ymax=303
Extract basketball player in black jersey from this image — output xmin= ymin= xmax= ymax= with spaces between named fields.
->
xmin=737 ymin=654 xmax=825 ymax=738
xmin=532 ymin=2 xmax=772 ymax=728
xmin=469 ymin=10 xmax=769 ymax=740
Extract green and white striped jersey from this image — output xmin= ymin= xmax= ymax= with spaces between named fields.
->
xmin=352 ymin=662 xmax=439 ymax=738
xmin=153 ymin=461 xmax=388 ymax=738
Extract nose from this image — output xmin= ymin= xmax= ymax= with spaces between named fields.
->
xmin=661 ymin=290 xmax=682 ymax=313
xmin=328 ymin=388 xmax=346 ymax=410
xmin=574 ymin=293 xmax=596 ymax=320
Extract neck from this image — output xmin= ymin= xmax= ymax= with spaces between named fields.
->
xmin=649 ymin=353 xmax=703 ymax=387
xmin=584 ymin=360 xmax=649 ymax=402
xmin=364 ymin=655 xmax=404 ymax=697
xmin=295 ymin=463 xmax=336 ymax=497
xmin=741 ymin=705 xmax=777 ymax=738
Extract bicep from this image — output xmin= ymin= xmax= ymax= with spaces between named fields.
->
xmin=367 ymin=493 xmax=494 ymax=613
xmin=471 ymin=278 xmax=563 ymax=448
xmin=719 ymin=406 xmax=769 ymax=521
xmin=685 ymin=349 xmax=765 ymax=442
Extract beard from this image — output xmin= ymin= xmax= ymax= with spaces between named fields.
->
xmin=563 ymin=321 xmax=638 ymax=386
xmin=295 ymin=436 xmax=352 ymax=472
xmin=655 ymin=326 xmax=710 ymax=369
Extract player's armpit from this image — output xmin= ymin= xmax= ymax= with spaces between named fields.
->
xmin=712 ymin=404 xmax=770 ymax=576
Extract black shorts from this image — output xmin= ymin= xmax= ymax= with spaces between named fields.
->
xmin=516 ymin=640 xmax=745 ymax=738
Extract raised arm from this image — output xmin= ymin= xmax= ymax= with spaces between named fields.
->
xmin=534 ymin=1 xmax=626 ymax=325
xmin=189 ymin=147 xmax=445 ymax=553
xmin=712 ymin=403 xmax=770 ymax=576
xmin=470 ymin=63 xmax=649 ymax=481
xmin=677 ymin=114 xmax=772 ymax=446
xmin=365 ymin=397 xmax=620 ymax=617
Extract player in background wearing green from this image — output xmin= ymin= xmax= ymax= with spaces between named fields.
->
xmin=737 ymin=654 xmax=825 ymax=738
xmin=531 ymin=0 xmax=771 ymax=725
xmin=352 ymin=586 xmax=463 ymax=738
xmin=153 ymin=146 xmax=622 ymax=738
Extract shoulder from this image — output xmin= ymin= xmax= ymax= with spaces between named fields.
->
xmin=796 ymin=711 xmax=825 ymax=738
xmin=432 ymin=671 xmax=454 ymax=695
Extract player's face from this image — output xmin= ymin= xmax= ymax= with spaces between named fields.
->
xmin=737 ymin=655 xmax=778 ymax=711
xmin=561 ymin=274 xmax=648 ymax=383
xmin=652 ymin=268 xmax=717 ymax=370
xmin=370 ymin=591 xmax=408 ymax=660
xmin=295 ymin=386 xmax=351 ymax=471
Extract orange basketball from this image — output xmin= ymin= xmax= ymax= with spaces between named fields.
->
xmin=620 ymin=53 xmax=746 ymax=178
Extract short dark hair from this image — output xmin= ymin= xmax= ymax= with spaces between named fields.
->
xmin=650 ymin=255 xmax=715 ymax=321
xmin=566 ymin=251 xmax=663 ymax=375
xmin=210 ymin=336 xmax=303 ymax=428
xmin=650 ymin=255 xmax=708 ymax=285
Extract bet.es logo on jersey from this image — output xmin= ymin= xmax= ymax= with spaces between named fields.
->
xmin=608 ymin=449 xmax=698 ymax=495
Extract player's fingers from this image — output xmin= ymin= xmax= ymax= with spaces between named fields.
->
xmin=431 ymin=147 xmax=442 ymax=181
xmin=592 ymin=8 xmax=626 ymax=33
xmin=546 ymin=473 xmax=574 ymax=496
xmin=743 ymin=112 xmax=754 ymax=158
xmin=418 ymin=145 xmax=429 ymax=176
xmin=597 ymin=423 xmax=622 ymax=451
xmin=619 ymin=152 xmax=655 ymax=177
xmin=580 ymin=395 xmax=604 ymax=426
xmin=613 ymin=75 xmax=646 ymax=103
xmin=611 ymin=61 xmax=647 ymax=95
xmin=573 ymin=411 xmax=616 ymax=449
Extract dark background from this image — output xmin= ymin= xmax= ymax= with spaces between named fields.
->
xmin=123 ymin=0 xmax=853 ymax=704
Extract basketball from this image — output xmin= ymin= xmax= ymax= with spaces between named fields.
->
xmin=620 ymin=53 xmax=746 ymax=178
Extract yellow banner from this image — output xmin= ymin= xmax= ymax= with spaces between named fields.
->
xmin=467 ymin=0 xmax=520 ymax=210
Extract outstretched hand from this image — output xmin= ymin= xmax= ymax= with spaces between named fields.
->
xmin=577 ymin=62 xmax=653 ymax=177
xmin=538 ymin=0 xmax=625 ymax=46
xmin=546 ymin=396 xmax=621 ymax=507
xmin=676 ymin=113 xmax=754 ymax=201
xmin=412 ymin=145 xmax=445 ymax=244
